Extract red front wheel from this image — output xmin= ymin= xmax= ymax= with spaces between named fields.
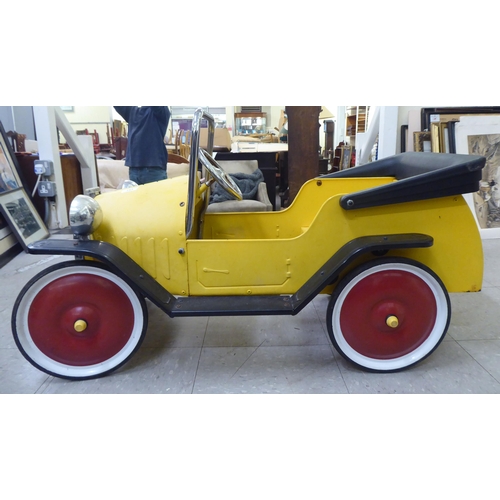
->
xmin=327 ymin=258 xmax=451 ymax=372
xmin=12 ymin=261 xmax=148 ymax=380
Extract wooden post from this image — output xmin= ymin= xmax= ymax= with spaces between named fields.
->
xmin=285 ymin=106 xmax=321 ymax=204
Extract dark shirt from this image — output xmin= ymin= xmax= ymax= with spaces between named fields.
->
xmin=113 ymin=106 xmax=171 ymax=168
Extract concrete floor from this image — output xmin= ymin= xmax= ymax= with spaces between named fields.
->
xmin=2 ymin=236 xmax=500 ymax=394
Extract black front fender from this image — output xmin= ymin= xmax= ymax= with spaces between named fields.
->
xmin=27 ymin=239 xmax=177 ymax=312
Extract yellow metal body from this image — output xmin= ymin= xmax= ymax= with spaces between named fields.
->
xmin=92 ymin=173 xmax=483 ymax=297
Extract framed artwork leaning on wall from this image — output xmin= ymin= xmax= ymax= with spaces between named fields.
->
xmin=0 ymin=187 xmax=49 ymax=250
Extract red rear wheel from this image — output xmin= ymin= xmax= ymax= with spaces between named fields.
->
xmin=12 ymin=261 xmax=148 ymax=380
xmin=327 ymin=258 xmax=450 ymax=372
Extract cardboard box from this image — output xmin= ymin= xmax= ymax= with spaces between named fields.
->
xmin=199 ymin=128 xmax=232 ymax=151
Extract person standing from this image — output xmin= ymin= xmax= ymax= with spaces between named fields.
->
xmin=113 ymin=106 xmax=171 ymax=185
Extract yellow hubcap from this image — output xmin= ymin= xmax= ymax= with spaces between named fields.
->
xmin=74 ymin=319 xmax=88 ymax=332
xmin=386 ymin=315 xmax=399 ymax=329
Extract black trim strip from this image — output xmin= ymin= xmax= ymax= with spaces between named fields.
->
xmin=28 ymin=233 xmax=433 ymax=317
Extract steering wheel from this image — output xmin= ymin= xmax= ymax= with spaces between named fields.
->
xmin=198 ymin=149 xmax=243 ymax=201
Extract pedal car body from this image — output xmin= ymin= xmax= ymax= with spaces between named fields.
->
xmin=12 ymin=109 xmax=486 ymax=380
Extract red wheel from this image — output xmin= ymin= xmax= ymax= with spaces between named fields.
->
xmin=327 ymin=258 xmax=450 ymax=372
xmin=12 ymin=261 xmax=148 ymax=380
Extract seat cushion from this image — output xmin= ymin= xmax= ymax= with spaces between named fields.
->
xmin=206 ymin=199 xmax=269 ymax=213
xmin=216 ymin=159 xmax=259 ymax=175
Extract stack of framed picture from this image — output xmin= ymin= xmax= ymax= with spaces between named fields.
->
xmin=0 ymin=120 xmax=49 ymax=267
xmin=405 ymin=107 xmax=500 ymax=239
xmin=419 ymin=107 xmax=500 ymax=155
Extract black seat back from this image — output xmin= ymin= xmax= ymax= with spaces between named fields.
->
xmin=322 ymin=152 xmax=485 ymax=210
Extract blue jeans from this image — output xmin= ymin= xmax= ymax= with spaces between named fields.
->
xmin=129 ymin=167 xmax=167 ymax=185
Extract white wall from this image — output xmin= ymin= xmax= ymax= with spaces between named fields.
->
xmin=0 ymin=107 xmax=14 ymax=132
xmin=0 ymin=106 xmax=36 ymax=140
xmin=60 ymin=106 xmax=113 ymax=144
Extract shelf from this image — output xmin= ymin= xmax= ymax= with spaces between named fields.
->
xmin=345 ymin=106 xmax=368 ymax=139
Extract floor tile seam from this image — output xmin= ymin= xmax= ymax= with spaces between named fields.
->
xmin=325 ymin=345 xmax=351 ymax=393
xmin=228 ymin=340 xmax=265 ymax=380
xmin=139 ymin=345 xmax=203 ymax=350
xmin=311 ymin=299 xmax=331 ymax=341
xmin=457 ymin=338 xmax=500 ymax=343
xmin=190 ymin=318 xmax=210 ymax=394
xmin=455 ymin=340 xmax=500 ymax=386
xmin=196 ymin=343 xmax=351 ymax=393
xmin=310 ymin=301 xmax=344 ymax=379
xmin=191 ymin=351 xmax=204 ymax=394
xmin=198 ymin=343 xmax=332 ymax=350
xmin=35 ymin=376 xmax=54 ymax=394
xmin=447 ymin=334 xmax=500 ymax=342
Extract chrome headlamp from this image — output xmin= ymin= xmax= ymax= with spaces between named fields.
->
xmin=122 ymin=180 xmax=138 ymax=190
xmin=69 ymin=195 xmax=103 ymax=237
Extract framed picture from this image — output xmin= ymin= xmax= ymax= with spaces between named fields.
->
xmin=0 ymin=212 xmax=10 ymax=239
xmin=413 ymin=131 xmax=432 ymax=152
xmin=400 ymin=125 xmax=408 ymax=153
xmin=421 ymin=107 xmax=500 ymax=132
xmin=454 ymin=115 xmax=500 ymax=239
xmin=430 ymin=123 xmax=440 ymax=152
xmin=0 ymin=122 xmax=23 ymax=194
xmin=339 ymin=145 xmax=352 ymax=170
xmin=428 ymin=122 xmax=451 ymax=153
xmin=439 ymin=121 xmax=451 ymax=153
xmin=447 ymin=120 xmax=458 ymax=153
xmin=0 ymin=188 xmax=49 ymax=250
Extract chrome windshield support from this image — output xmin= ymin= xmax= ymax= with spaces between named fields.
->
xmin=185 ymin=108 xmax=215 ymax=239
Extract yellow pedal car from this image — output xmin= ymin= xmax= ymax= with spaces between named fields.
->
xmin=12 ymin=109 xmax=486 ymax=380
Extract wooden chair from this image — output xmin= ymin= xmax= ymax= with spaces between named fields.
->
xmin=180 ymin=130 xmax=191 ymax=160
xmin=90 ymin=129 xmax=100 ymax=154
xmin=6 ymin=131 xmax=26 ymax=152
xmin=174 ymin=129 xmax=183 ymax=155
xmin=165 ymin=128 xmax=173 ymax=145
xmin=168 ymin=152 xmax=189 ymax=164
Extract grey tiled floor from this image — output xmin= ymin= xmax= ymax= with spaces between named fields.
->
xmin=2 ymin=237 xmax=500 ymax=394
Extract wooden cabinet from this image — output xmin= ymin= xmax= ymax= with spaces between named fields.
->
xmin=346 ymin=106 xmax=368 ymax=138
xmin=113 ymin=137 xmax=128 ymax=160
xmin=286 ymin=106 xmax=322 ymax=204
